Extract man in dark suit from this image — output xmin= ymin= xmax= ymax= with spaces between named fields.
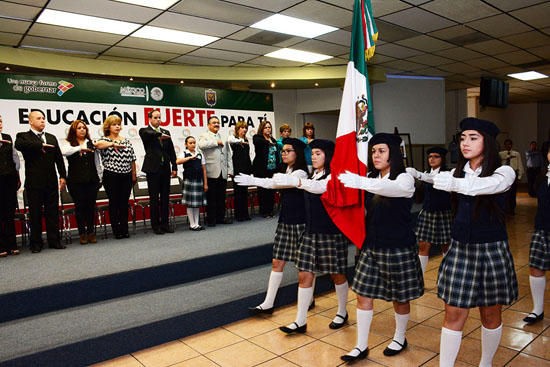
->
xmin=15 ymin=110 xmax=67 ymax=253
xmin=139 ymin=109 xmax=177 ymax=234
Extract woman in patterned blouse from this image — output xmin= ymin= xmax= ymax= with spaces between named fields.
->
xmin=95 ymin=115 xmax=137 ymax=239
xmin=252 ymin=120 xmax=279 ymax=218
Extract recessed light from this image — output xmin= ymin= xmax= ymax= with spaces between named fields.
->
xmin=314 ymin=83 xmax=319 ymax=87
xmin=36 ymin=9 xmax=140 ymax=35
xmin=251 ymin=14 xmax=337 ymax=38
xmin=129 ymin=77 xmax=134 ymax=81
xmin=270 ymin=82 xmax=276 ymax=88
xmin=114 ymin=0 xmax=179 ymax=10
xmin=507 ymin=71 xmax=548 ymax=81
xmin=180 ymin=80 xmax=184 ymax=84
xmin=132 ymin=26 xmax=219 ymax=47
xmin=265 ymin=48 xmax=333 ymax=64
xmin=5 ymin=66 xmax=10 ymax=71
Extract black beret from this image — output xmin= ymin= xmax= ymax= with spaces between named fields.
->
xmin=281 ymin=137 xmax=306 ymax=151
xmin=460 ymin=117 xmax=500 ymax=138
xmin=370 ymin=133 xmax=402 ymax=147
xmin=426 ymin=147 xmax=447 ymax=157
xmin=310 ymin=139 xmax=335 ymax=152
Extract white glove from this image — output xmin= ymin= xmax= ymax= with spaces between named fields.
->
xmin=273 ymin=173 xmax=300 ymax=187
xmin=433 ymin=172 xmax=461 ymax=192
xmin=338 ymin=171 xmax=371 ymax=190
xmin=406 ymin=167 xmax=421 ymax=179
xmin=233 ymin=173 xmax=254 ymax=186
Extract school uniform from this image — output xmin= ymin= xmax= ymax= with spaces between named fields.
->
xmin=179 ymin=149 xmax=207 ymax=208
xmin=297 ymin=171 xmax=349 ymax=274
xmin=437 ymin=163 xmax=518 ymax=309
xmin=351 ymin=172 xmax=424 ymax=302
xmin=414 ymin=167 xmax=452 ymax=245
xmin=529 ymin=168 xmax=550 ymax=271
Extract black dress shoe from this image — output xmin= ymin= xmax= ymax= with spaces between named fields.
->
xmin=279 ymin=322 xmax=306 ymax=334
xmin=115 ymin=234 xmax=123 ymax=239
xmin=341 ymin=347 xmax=369 ymax=362
xmin=383 ymin=339 xmax=407 ymax=356
xmin=217 ymin=218 xmax=233 ymax=224
xmin=206 ymin=222 xmax=216 ymax=227
xmin=523 ymin=312 xmax=544 ymax=324
xmin=189 ymin=226 xmax=201 ymax=231
xmin=31 ymin=248 xmax=41 ymax=253
xmin=308 ymin=299 xmax=315 ymax=311
xmin=245 ymin=216 xmax=252 ymax=221
xmin=152 ymin=227 xmax=165 ymax=235
xmin=122 ymin=233 xmax=130 ymax=238
xmin=248 ymin=306 xmax=274 ymax=316
xmin=198 ymin=225 xmax=205 ymax=230
xmin=48 ymin=243 xmax=66 ymax=249
xmin=161 ymin=227 xmax=174 ymax=233
xmin=329 ymin=313 xmax=348 ymax=329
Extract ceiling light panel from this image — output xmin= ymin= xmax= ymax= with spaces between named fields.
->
xmin=251 ymin=14 xmax=337 ymax=38
xmin=265 ymin=48 xmax=332 ymax=63
xmin=132 ymin=26 xmax=219 ymax=46
xmin=36 ymin=9 xmax=140 ymax=35
xmin=508 ymin=71 xmax=549 ymax=81
xmin=114 ymin=0 xmax=179 ymax=10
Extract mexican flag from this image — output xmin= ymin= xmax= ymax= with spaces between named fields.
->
xmin=321 ymin=0 xmax=377 ymax=249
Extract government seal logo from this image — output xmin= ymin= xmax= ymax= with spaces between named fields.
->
xmin=205 ymin=89 xmax=216 ymax=107
xmin=150 ymin=87 xmax=164 ymax=101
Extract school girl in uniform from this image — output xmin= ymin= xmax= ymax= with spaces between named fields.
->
xmin=176 ymin=136 xmax=207 ymax=231
xmin=523 ymin=143 xmax=550 ymax=325
xmin=406 ymin=147 xmax=452 ymax=275
xmin=272 ymin=139 xmax=351 ymax=333
xmin=234 ymin=138 xmax=310 ymax=315
xmin=433 ymin=118 xmax=518 ymax=367
xmin=338 ymin=133 xmax=423 ymax=362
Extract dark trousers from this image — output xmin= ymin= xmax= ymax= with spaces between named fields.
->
xmin=146 ymin=168 xmax=170 ymax=229
xmin=0 ymin=174 xmax=18 ymax=252
xmin=507 ymin=179 xmax=518 ymax=214
xmin=103 ymin=170 xmax=133 ymax=236
xmin=234 ymin=184 xmax=249 ymax=220
xmin=527 ymin=167 xmax=541 ymax=197
xmin=68 ymin=181 xmax=99 ymax=235
xmin=26 ymin=186 xmax=60 ymax=249
xmin=258 ymin=169 xmax=276 ymax=216
xmin=206 ymin=175 xmax=227 ymax=225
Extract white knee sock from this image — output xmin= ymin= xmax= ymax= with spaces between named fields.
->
xmin=345 ymin=309 xmax=373 ymax=357
xmin=480 ymin=324 xmax=502 ymax=367
xmin=419 ymin=255 xmax=429 ymax=274
xmin=333 ymin=281 xmax=349 ymax=322
xmin=529 ymin=275 xmax=546 ymax=315
xmin=292 ymin=286 xmax=313 ymax=328
xmin=387 ymin=312 xmax=409 ymax=350
xmin=188 ymin=207 xmax=199 ymax=228
xmin=440 ymin=327 xmax=463 ymax=367
xmin=259 ymin=271 xmax=283 ymax=309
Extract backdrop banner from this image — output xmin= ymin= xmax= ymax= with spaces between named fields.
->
xmin=0 ymin=73 xmax=274 ymax=203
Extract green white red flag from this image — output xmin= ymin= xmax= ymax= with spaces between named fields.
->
xmin=321 ymin=0 xmax=377 ymax=248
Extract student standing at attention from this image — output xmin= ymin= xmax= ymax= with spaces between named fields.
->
xmin=433 ymin=118 xmax=518 ymax=367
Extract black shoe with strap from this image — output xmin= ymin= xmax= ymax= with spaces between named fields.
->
xmin=523 ymin=312 xmax=544 ymax=324
xmin=329 ymin=313 xmax=348 ymax=329
xmin=383 ymin=338 xmax=407 ymax=356
xmin=279 ymin=322 xmax=306 ymax=334
xmin=341 ymin=347 xmax=369 ymax=362
xmin=248 ymin=305 xmax=274 ymax=316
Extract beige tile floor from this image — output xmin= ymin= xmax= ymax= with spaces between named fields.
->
xmin=93 ymin=194 xmax=550 ymax=367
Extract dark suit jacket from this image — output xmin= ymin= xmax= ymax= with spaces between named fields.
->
xmin=15 ymin=130 xmax=66 ymax=189
xmin=139 ymin=126 xmax=177 ymax=174
xmin=252 ymin=134 xmax=279 ymax=178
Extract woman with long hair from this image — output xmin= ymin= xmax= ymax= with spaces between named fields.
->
xmin=252 ymin=120 xmax=279 ymax=218
xmin=176 ymin=136 xmax=207 ymax=231
xmin=522 ymin=143 xmax=550 ymax=325
xmin=61 ymin=120 xmax=101 ymax=244
xmin=338 ymin=133 xmax=422 ymax=362
xmin=273 ymin=139 xmax=351 ymax=334
xmin=433 ymin=118 xmax=518 ymax=367
xmin=94 ymin=115 xmax=137 ymax=239
xmin=406 ymin=147 xmax=452 ymax=275
xmin=228 ymin=121 xmax=252 ymax=221
xmin=235 ymin=138 xmax=309 ymax=315
xmin=299 ymin=122 xmax=315 ymax=171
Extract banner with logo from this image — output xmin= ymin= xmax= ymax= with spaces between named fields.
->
xmin=0 ymin=73 xmax=274 ymax=203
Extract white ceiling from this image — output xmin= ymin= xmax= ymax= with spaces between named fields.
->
xmin=0 ymin=0 xmax=549 ymax=102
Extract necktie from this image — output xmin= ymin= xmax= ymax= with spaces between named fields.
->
xmin=156 ymin=128 xmax=165 ymax=163
xmin=505 ymin=152 xmax=510 ymax=166
xmin=38 ymin=132 xmax=45 ymax=143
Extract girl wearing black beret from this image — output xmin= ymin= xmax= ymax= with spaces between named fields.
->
xmin=406 ymin=146 xmax=452 ymax=275
xmin=523 ymin=144 xmax=550 ymax=325
xmin=338 ymin=133 xmax=423 ymax=362
xmin=433 ymin=118 xmax=518 ymax=367
xmin=271 ymin=139 xmax=352 ymax=334
xmin=235 ymin=137 xmax=310 ymax=315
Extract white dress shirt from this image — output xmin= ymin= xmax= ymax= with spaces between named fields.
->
xmin=416 ymin=167 xmax=440 ymax=184
xmin=255 ymin=167 xmax=308 ymax=189
xmin=299 ymin=170 xmax=330 ymax=194
xmin=361 ymin=172 xmax=415 ymax=198
xmin=449 ymin=162 xmax=515 ymax=196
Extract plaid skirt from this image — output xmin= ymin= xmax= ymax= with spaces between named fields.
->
xmin=415 ymin=209 xmax=452 ymax=245
xmin=352 ymin=246 xmax=424 ymax=302
xmin=273 ymin=223 xmax=305 ymax=262
xmin=529 ymin=229 xmax=550 ymax=271
xmin=438 ymin=239 xmax=518 ymax=308
xmin=182 ymin=178 xmax=207 ymax=208
xmin=296 ymin=232 xmax=349 ymax=274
